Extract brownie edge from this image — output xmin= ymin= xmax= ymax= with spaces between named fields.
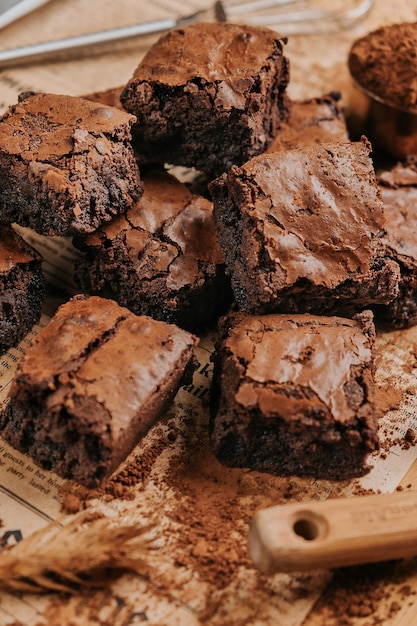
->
xmin=0 ymin=225 xmax=45 ymax=354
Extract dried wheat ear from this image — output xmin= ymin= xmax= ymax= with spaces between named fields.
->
xmin=0 ymin=511 xmax=155 ymax=594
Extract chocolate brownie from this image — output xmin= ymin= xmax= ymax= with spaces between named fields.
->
xmin=372 ymin=159 xmax=417 ymax=329
xmin=73 ymin=168 xmax=231 ymax=332
xmin=0 ymin=225 xmax=44 ymax=354
xmin=120 ymin=22 xmax=290 ymax=177
xmin=0 ymin=92 xmax=143 ymax=236
xmin=82 ymin=86 xmax=124 ymax=109
xmin=209 ymin=138 xmax=400 ymax=316
xmin=266 ymin=93 xmax=349 ymax=153
xmin=210 ymin=310 xmax=379 ymax=480
xmin=0 ymin=295 xmax=198 ymax=487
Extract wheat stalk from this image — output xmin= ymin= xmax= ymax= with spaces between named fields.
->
xmin=0 ymin=511 xmax=154 ymax=594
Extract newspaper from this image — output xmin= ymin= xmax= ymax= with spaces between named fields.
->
xmin=0 ymin=0 xmax=417 ymax=624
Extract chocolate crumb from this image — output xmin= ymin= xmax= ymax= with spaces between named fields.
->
xmin=405 ymin=428 xmax=416 ymax=443
xmin=62 ymin=493 xmax=83 ymax=515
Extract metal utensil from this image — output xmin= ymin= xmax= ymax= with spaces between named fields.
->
xmin=248 ymin=490 xmax=417 ymax=573
xmin=0 ymin=0 xmax=51 ymax=30
xmin=0 ymin=0 xmax=375 ymax=69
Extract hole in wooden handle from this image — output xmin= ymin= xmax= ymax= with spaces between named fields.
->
xmin=292 ymin=510 xmax=328 ymax=542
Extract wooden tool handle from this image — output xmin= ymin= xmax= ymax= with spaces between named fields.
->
xmin=248 ymin=490 xmax=417 ymax=573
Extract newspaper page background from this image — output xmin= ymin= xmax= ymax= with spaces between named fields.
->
xmin=0 ymin=0 xmax=417 ymax=624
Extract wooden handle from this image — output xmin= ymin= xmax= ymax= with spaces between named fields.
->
xmin=248 ymin=491 xmax=417 ymax=573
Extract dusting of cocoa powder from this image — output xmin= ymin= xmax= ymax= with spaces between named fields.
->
xmin=374 ymin=381 xmax=402 ymax=418
xmin=302 ymin=559 xmax=417 ymax=626
xmin=160 ymin=421 xmax=257 ymax=590
xmin=60 ymin=416 xmax=181 ymax=513
xmin=348 ymin=22 xmax=417 ymax=111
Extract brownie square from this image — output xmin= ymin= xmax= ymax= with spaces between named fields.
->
xmin=73 ymin=168 xmax=232 ymax=332
xmin=0 ymin=295 xmax=198 ymax=487
xmin=209 ymin=138 xmax=400 ymax=316
xmin=120 ymin=22 xmax=290 ymax=177
xmin=210 ymin=310 xmax=379 ymax=480
xmin=0 ymin=92 xmax=143 ymax=236
xmin=372 ymin=159 xmax=417 ymax=328
xmin=0 ymin=225 xmax=44 ymax=354
xmin=266 ymin=93 xmax=349 ymax=153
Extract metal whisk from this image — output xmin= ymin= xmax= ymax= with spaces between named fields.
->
xmin=0 ymin=0 xmax=375 ymax=69
xmin=220 ymin=0 xmax=374 ymax=31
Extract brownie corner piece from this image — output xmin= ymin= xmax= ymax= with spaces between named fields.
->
xmin=210 ymin=311 xmax=379 ymax=480
xmin=0 ymin=295 xmax=198 ymax=487
xmin=209 ymin=138 xmax=400 ymax=315
xmin=120 ymin=22 xmax=290 ymax=176
xmin=0 ymin=225 xmax=45 ymax=355
xmin=0 ymin=92 xmax=143 ymax=236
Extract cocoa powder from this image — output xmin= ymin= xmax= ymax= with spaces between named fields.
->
xmin=302 ymin=559 xmax=417 ymax=626
xmin=60 ymin=417 xmax=181 ymax=513
xmin=348 ymin=22 xmax=417 ymax=111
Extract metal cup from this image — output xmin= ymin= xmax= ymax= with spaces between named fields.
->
xmin=349 ymin=77 xmax=417 ymax=160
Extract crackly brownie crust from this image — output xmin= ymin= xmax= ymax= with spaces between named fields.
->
xmin=210 ymin=310 xmax=379 ymax=480
xmin=209 ymin=138 xmax=400 ymax=316
xmin=0 ymin=295 xmax=198 ymax=487
xmin=0 ymin=225 xmax=44 ymax=354
xmin=73 ymin=168 xmax=232 ymax=332
xmin=120 ymin=22 xmax=290 ymax=177
xmin=0 ymin=92 xmax=143 ymax=236
xmin=266 ymin=93 xmax=349 ymax=153
xmin=373 ymin=159 xmax=417 ymax=328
